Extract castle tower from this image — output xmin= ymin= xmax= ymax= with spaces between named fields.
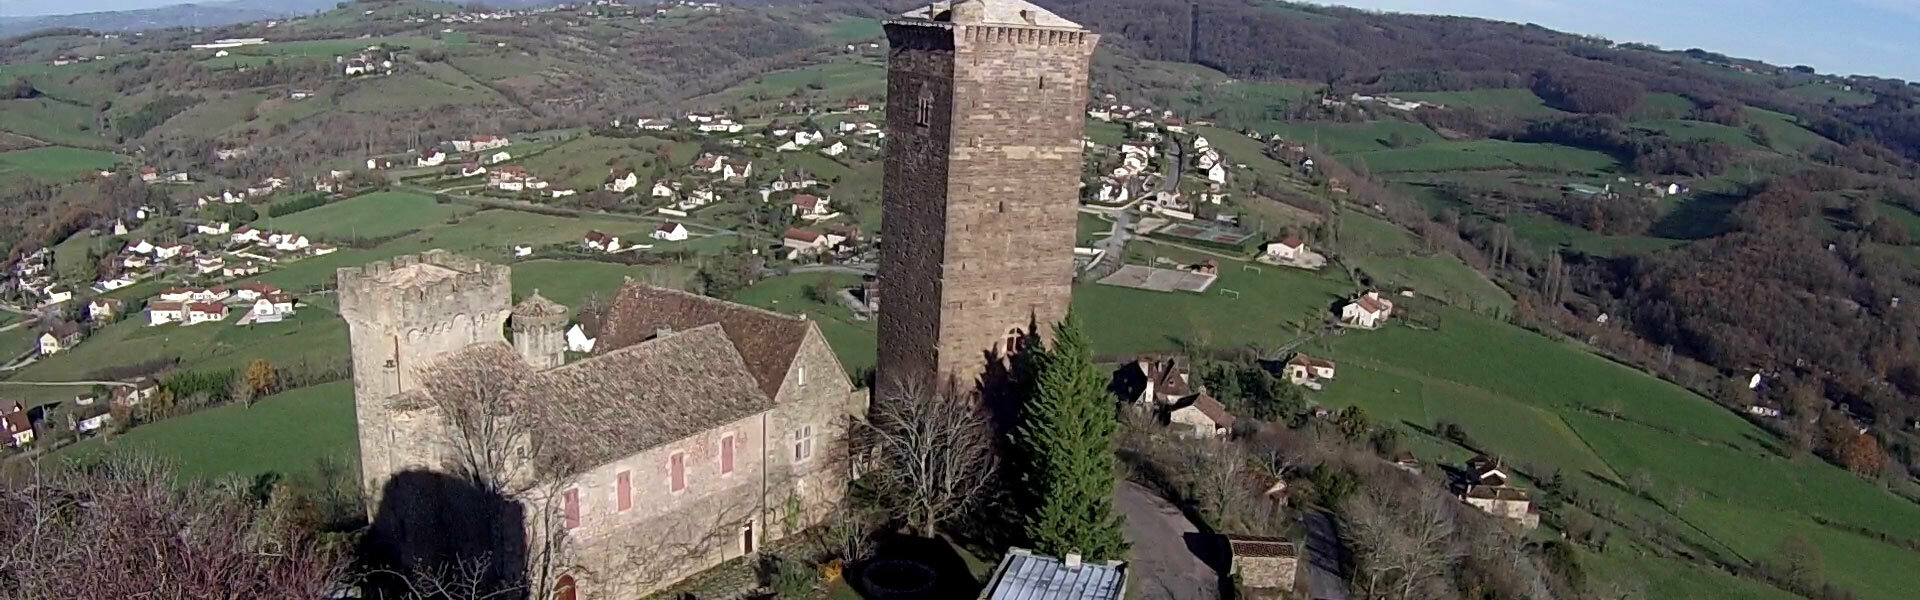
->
xmin=877 ymin=0 xmax=1099 ymax=392
xmin=337 ymin=250 xmax=513 ymax=499
xmin=510 ymin=291 xmax=568 ymax=370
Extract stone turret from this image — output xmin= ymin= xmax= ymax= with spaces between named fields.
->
xmin=511 ymin=290 xmax=568 ymax=370
xmin=336 ymin=250 xmax=512 ymax=503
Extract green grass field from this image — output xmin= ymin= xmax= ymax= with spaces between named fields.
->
xmin=1784 ymin=82 xmax=1875 ymax=106
xmin=0 ymin=146 xmax=120 ymax=187
xmin=734 ymin=272 xmax=876 ymax=375
xmin=1351 ymin=140 xmax=1620 ymax=174
xmin=60 ymin=381 xmax=358 ymax=481
xmin=1395 ymin=89 xmax=1566 ymax=119
xmin=1259 ymin=120 xmax=1445 ymax=155
xmin=1631 ymin=92 xmax=1697 ymax=120
xmin=516 ymin=135 xmax=662 ymax=190
xmin=1744 ymin=107 xmax=1833 ymax=153
xmin=509 ymin=259 xmax=691 ymax=315
xmin=1633 ymin=119 xmax=1766 ymax=150
xmin=1337 ymin=212 xmax=1514 ymax=312
xmin=9 ymin=308 xmax=348 ymax=383
xmin=150 ymin=92 xmax=265 ymax=138
xmin=257 ymin=191 xmax=465 ymax=238
xmin=0 ymin=98 xmax=105 ymax=148
xmin=336 ymin=71 xmax=508 ymax=112
xmin=697 ymin=60 xmax=885 ymax=111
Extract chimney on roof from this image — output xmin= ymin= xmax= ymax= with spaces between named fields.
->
xmin=1064 ymin=553 xmax=1082 ymax=569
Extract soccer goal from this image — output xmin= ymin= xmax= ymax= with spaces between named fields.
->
xmin=1220 ymin=288 xmax=1241 ymax=299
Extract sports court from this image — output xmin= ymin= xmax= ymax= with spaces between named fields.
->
xmin=1096 ymin=264 xmax=1218 ymax=293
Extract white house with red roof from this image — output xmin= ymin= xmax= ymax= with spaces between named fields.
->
xmin=416 ymin=148 xmax=446 ymax=167
xmin=1283 ymin=354 xmax=1337 ymax=389
xmin=1340 ymin=291 xmax=1395 ymax=329
xmin=185 ymin=302 xmax=230 ymax=325
xmin=789 ymin=194 xmax=833 ymax=219
xmin=147 ymin=301 xmax=186 ymax=326
xmin=607 ymin=169 xmax=640 ymax=193
xmin=583 ymin=231 xmax=623 ymax=253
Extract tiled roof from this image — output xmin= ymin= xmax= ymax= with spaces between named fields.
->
xmin=514 ymin=292 xmax=568 ymax=318
xmin=1287 ymin=354 xmax=1335 ymax=370
xmin=420 ymin=327 xmax=772 ymax=474
xmin=596 ymin=283 xmax=812 ymax=398
xmin=785 ymin=228 xmax=823 ymax=243
xmin=1466 ymin=485 xmax=1530 ymax=502
xmin=1191 ymin=394 xmax=1234 ymax=429
xmin=1226 ymin=534 xmax=1297 ymax=558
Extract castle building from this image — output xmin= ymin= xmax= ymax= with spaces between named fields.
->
xmin=338 ymin=250 xmax=862 ymax=598
xmin=877 ymin=0 xmax=1100 ymax=395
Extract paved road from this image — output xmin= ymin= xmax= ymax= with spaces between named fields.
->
xmin=1117 ymin=481 xmax=1221 ymax=600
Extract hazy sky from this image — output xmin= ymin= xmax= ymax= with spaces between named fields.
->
xmin=1316 ymin=0 xmax=1920 ymax=81
xmin=9 ymin=0 xmax=1920 ymax=81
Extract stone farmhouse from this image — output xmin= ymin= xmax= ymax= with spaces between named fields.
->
xmin=1225 ymin=534 xmax=1299 ymax=597
xmin=338 ymin=251 xmax=863 ymax=599
xmin=1459 ymin=455 xmax=1538 ymax=529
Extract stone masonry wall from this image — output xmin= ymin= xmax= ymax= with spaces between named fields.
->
xmin=877 ymin=21 xmax=1098 ymax=396
xmin=338 ymin=251 xmax=512 ymax=507
xmin=541 ymin=326 xmax=859 ymax=599
xmin=877 ymin=23 xmax=957 ymax=396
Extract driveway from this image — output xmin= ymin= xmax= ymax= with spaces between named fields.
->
xmin=1116 ymin=482 xmax=1221 ymax=600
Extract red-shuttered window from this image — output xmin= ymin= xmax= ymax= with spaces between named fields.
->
xmin=670 ymin=452 xmax=687 ymax=493
xmin=720 ymin=434 xmax=736 ymax=475
xmin=616 ymin=470 xmax=632 ymax=512
xmin=563 ymin=488 xmax=581 ymax=530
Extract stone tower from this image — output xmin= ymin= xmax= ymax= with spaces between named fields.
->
xmin=877 ymin=0 xmax=1099 ymax=392
xmin=510 ymin=291 xmax=568 ymax=370
xmin=337 ymin=250 xmax=513 ymax=499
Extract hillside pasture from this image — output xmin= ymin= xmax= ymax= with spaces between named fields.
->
xmin=0 ymin=146 xmax=120 ymax=187
xmin=336 ymin=71 xmax=507 ymax=112
xmin=1395 ymin=88 xmax=1566 ymax=118
xmin=1259 ymin=120 xmax=1444 ymax=155
xmin=0 ymin=98 xmax=105 ymax=148
xmin=1633 ymin=119 xmax=1766 ymax=150
xmin=1351 ymin=140 xmax=1620 ymax=174
xmin=1744 ymin=107 xmax=1833 ymax=153
xmin=1784 ymin=82 xmax=1875 ymax=106
xmin=256 ymin=190 xmax=465 ymax=239
xmin=61 ymin=381 xmax=358 ymax=481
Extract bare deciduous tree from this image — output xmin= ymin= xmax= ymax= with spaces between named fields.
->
xmin=0 ymin=456 xmax=347 ymax=599
xmin=857 ymin=378 xmax=996 ymax=537
xmin=1343 ymin=481 xmax=1465 ymax=600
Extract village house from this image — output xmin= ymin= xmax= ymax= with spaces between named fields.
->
xmin=821 ymin=140 xmax=848 ymax=157
xmin=1460 ymin=455 xmax=1538 ymax=529
xmin=40 ymin=285 xmax=72 ymax=306
xmin=86 ymin=298 xmax=123 ymax=321
xmin=3 ymin=402 xmax=34 ymax=447
xmin=652 ymin=222 xmax=690 ymax=242
xmin=245 ymin=296 xmax=294 ymax=324
xmin=67 ymin=395 xmax=113 ymax=435
xmin=770 ymin=171 xmax=818 ymax=192
xmin=152 ymin=243 xmax=193 ymax=260
xmin=140 ymin=167 xmax=159 ymax=183
xmin=38 ymin=323 xmax=82 ymax=355
xmin=776 ymin=130 xmax=825 ymax=152
xmin=1225 ymin=534 xmax=1299 ymax=596
xmin=314 ymin=175 xmax=339 ymax=193
xmin=1262 ymin=236 xmax=1307 ymax=263
xmin=1340 ymin=291 xmax=1395 ymax=329
xmin=147 ymin=301 xmax=185 ymax=326
xmin=272 ymin=233 xmax=311 ymax=252
xmin=790 ymin=194 xmax=833 ymax=219
xmin=186 ymin=302 xmax=230 ymax=325
xmin=368 ymin=157 xmax=395 ymax=170
xmin=692 ymin=154 xmax=752 ymax=180
xmin=231 ymin=226 xmax=265 ymax=245
xmin=583 ymin=231 xmax=624 ymax=253
xmin=453 ymin=135 xmax=511 ymax=153
xmin=780 ymin=228 xmax=839 ymax=259
xmin=488 ymin=151 xmax=512 ymax=165
xmin=223 ymin=262 xmax=261 ymax=277
xmin=417 ymin=149 xmax=447 ymax=167
xmin=195 ymin=256 xmax=226 ymax=274
xmin=124 ymin=239 xmax=154 ymax=255
xmin=1114 ymin=356 xmax=1198 ymax=405
xmin=651 ymin=181 xmax=678 ymax=199
xmin=607 ymin=169 xmax=641 ymax=193
xmin=95 ymin=275 xmax=138 ymax=292
xmin=235 ymin=282 xmax=283 ymax=302
xmin=676 ymin=188 xmax=718 ymax=211
xmin=1168 ymin=394 xmax=1234 ymax=437
xmin=1283 ymin=354 xmax=1336 ymax=389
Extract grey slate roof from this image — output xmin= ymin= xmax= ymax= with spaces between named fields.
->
xmin=980 ymin=548 xmax=1126 ymax=600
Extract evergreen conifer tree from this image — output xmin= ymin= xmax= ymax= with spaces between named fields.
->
xmin=1013 ymin=313 xmax=1128 ymax=560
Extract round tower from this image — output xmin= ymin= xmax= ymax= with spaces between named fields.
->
xmin=511 ymin=290 xmax=569 ymax=371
